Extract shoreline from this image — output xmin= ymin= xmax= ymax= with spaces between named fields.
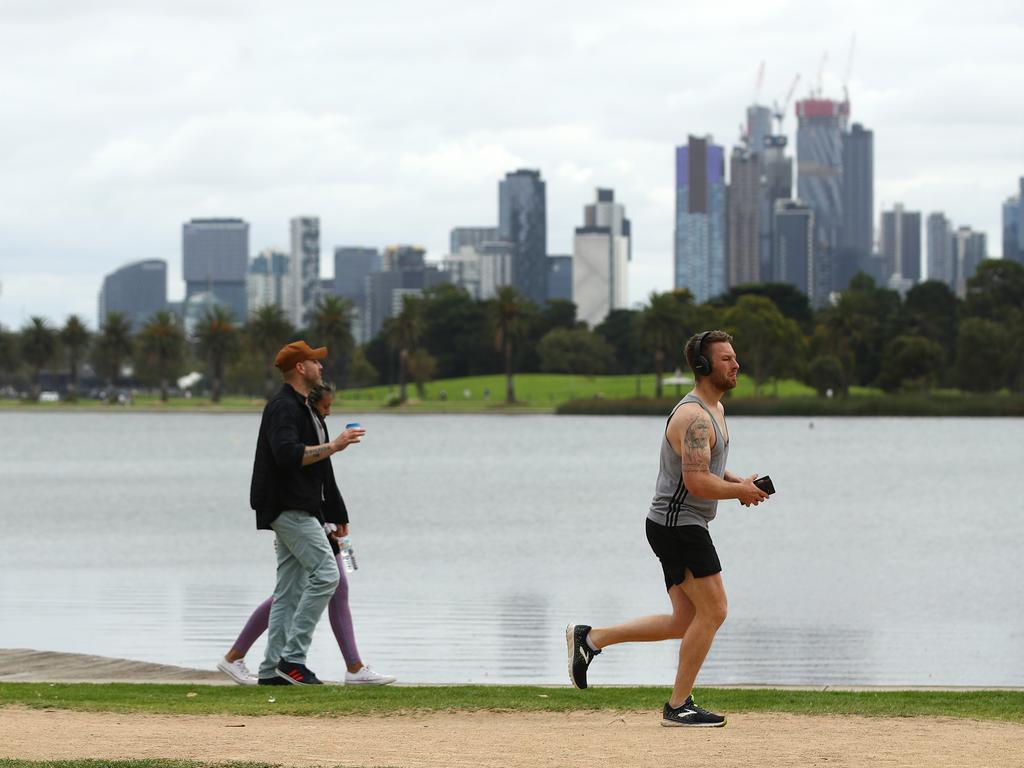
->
xmin=2 ymin=649 xmax=1020 ymax=690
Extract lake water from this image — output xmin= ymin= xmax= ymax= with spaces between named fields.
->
xmin=1 ymin=411 xmax=1022 ymax=687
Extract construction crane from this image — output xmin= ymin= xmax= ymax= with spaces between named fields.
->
xmin=753 ymin=60 xmax=765 ymax=105
xmin=772 ymin=73 xmax=801 ymax=134
xmin=842 ymin=33 xmax=857 ymax=105
xmin=816 ymin=51 xmax=828 ymax=97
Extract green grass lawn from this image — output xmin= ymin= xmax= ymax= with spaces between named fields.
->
xmin=1 ymin=683 xmax=1021 ymax=723
xmin=338 ymin=373 xmax=825 ymax=407
xmin=1 ymin=374 xmax=818 ymax=413
xmin=0 ymin=374 xmax=949 ymax=414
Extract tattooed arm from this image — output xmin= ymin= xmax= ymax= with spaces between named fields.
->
xmin=672 ymin=407 xmax=767 ymax=505
xmin=300 ymin=427 xmax=366 ymax=466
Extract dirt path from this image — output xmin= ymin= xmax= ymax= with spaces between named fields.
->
xmin=2 ymin=707 xmax=1022 ymax=768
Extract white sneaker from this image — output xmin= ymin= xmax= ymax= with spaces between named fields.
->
xmin=217 ymin=657 xmax=257 ymax=686
xmin=344 ymin=665 xmax=396 ymax=685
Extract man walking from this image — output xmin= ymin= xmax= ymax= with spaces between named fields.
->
xmin=567 ymin=330 xmax=768 ymax=725
xmin=250 ymin=340 xmax=365 ymax=685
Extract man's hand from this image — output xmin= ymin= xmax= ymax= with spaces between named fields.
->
xmin=738 ymin=474 xmax=770 ymax=506
xmin=331 ymin=427 xmax=365 ymax=454
xmin=329 ymin=523 xmax=349 ymax=542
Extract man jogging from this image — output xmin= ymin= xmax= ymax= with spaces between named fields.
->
xmin=567 ymin=330 xmax=768 ymax=726
xmin=250 ymin=340 xmax=365 ymax=685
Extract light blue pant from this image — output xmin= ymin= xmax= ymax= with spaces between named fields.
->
xmin=259 ymin=510 xmax=339 ymax=678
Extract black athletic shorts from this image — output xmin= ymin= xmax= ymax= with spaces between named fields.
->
xmin=645 ymin=518 xmax=722 ymax=590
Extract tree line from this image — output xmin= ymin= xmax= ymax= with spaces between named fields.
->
xmin=2 ymin=260 xmax=1023 ymax=403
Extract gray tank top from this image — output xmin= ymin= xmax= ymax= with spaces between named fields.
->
xmin=647 ymin=392 xmax=729 ymax=528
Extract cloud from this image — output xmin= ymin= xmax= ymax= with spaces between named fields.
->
xmin=400 ymin=139 xmax=524 ymax=184
xmin=0 ymin=0 xmax=1022 ymax=328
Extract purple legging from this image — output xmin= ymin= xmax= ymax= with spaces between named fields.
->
xmin=230 ymin=552 xmax=362 ymax=668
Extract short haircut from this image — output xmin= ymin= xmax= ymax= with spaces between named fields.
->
xmin=307 ymin=382 xmax=335 ymax=407
xmin=684 ymin=330 xmax=734 ymax=377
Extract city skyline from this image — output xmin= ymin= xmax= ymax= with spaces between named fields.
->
xmin=1 ymin=0 xmax=1021 ymax=328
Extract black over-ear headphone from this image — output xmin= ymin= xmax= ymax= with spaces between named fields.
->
xmin=692 ymin=331 xmax=712 ymax=377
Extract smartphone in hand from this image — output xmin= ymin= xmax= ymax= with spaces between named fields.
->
xmin=753 ymin=475 xmax=776 ymax=495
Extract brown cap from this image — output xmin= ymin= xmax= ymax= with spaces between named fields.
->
xmin=274 ymin=340 xmax=327 ymax=371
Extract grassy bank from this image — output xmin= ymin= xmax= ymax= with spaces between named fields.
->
xmin=0 ymin=374 xmax=820 ymax=414
xmin=559 ymin=393 xmax=1024 ymax=417
xmin=1 ymin=683 xmax=1022 ymax=723
xmin=4 ymin=375 xmax=1021 ymax=416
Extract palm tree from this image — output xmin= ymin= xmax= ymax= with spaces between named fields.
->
xmin=384 ymin=295 xmax=424 ymax=403
xmin=94 ymin=312 xmax=134 ymax=403
xmin=138 ymin=311 xmax=186 ymax=402
xmin=0 ymin=326 xmax=18 ymax=380
xmin=639 ymin=292 xmax=685 ymax=398
xmin=60 ymin=315 xmax=91 ymax=401
xmin=195 ymin=306 xmax=239 ymax=403
xmin=247 ymin=304 xmax=294 ymax=399
xmin=310 ymin=296 xmax=355 ymax=388
xmin=491 ymin=287 xmax=531 ymax=404
xmin=406 ymin=348 xmax=438 ymax=399
xmin=20 ymin=317 xmax=58 ymax=400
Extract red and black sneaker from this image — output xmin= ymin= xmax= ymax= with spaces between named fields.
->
xmin=275 ymin=660 xmax=324 ymax=685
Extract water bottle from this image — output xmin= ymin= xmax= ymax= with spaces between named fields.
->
xmin=339 ymin=535 xmax=358 ymax=573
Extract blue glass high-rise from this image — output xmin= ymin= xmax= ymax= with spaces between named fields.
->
xmin=674 ymin=136 xmax=726 ymax=304
xmin=499 ymin=169 xmax=547 ymax=305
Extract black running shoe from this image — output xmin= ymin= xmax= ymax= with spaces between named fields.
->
xmin=566 ymin=623 xmax=600 ymax=689
xmin=258 ymin=676 xmax=289 ymax=686
xmin=661 ymin=696 xmax=727 ymax=727
xmin=276 ymin=660 xmax=324 ymax=685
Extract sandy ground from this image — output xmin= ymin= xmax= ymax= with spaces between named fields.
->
xmin=2 ymin=707 xmax=1023 ymax=768
xmin=2 ymin=650 xmax=1023 ymax=767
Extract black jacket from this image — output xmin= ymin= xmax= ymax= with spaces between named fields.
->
xmin=249 ymin=383 xmax=350 ymax=530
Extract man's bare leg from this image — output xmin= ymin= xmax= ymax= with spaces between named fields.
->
xmin=669 ymin=569 xmax=727 ymax=708
xmin=587 ymin=586 xmax=695 ymax=649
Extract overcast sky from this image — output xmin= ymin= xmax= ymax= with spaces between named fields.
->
xmin=0 ymin=0 xmax=1021 ymax=330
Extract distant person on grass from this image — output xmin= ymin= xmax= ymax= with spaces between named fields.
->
xmin=567 ymin=330 xmax=769 ymax=726
xmin=218 ymin=381 xmax=394 ymax=686
xmin=241 ymin=341 xmax=366 ymax=686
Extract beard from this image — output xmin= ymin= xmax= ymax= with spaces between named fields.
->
xmin=710 ymin=368 xmax=738 ymax=391
xmin=300 ymin=365 xmax=323 ymax=387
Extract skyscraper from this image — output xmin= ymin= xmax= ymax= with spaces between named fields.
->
xmin=479 ymin=241 xmax=515 ymax=299
xmin=182 ymin=218 xmax=248 ymax=321
xmin=839 ymin=122 xmax=874 ymax=287
xmin=547 ymin=255 xmax=572 ymax=302
xmin=796 ymin=98 xmax=848 ymax=305
xmin=364 ymin=246 xmax=447 ymax=339
xmin=450 ymin=227 xmax=499 ymax=255
xmin=499 ymin=169 xmax=547 ymax=305
xmin=881 ymin=204 xmax=922 ymax=286
xmin=98 ymin=259 xmax=167 ymax=330
xmin=246 ymin=249 xmax=292 ymax=317
xmin=674 ymin=135 xmax=726 ymax=304
xmin=334 ymin=247 xmax=381 ymax=301
xmin=746 ymin=105 xmax=773 ymax=155
xmin=572 ymin=188 xmax=630 ymax=326
xmin=952 ymin=227 xmax=987 ymax=298
xmin=381 ymin=245 xmax=426 ymax=272
xmin=1002 ymin=177 xmax=1023 ymax=264
xmin=926 ymin=213 xmax=953 ymax=287
xmin=760 ymin=135 xmax=793 ymax=281
xmin=727 ymin=147 xmax=761 ymax=287
xmin=442 ymin=241 xmax=514 ymax=301
xmin=289 ymin=216 xmax=320 ymax=327
xmin=773 ymin=200 xmax=815 ymax=296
